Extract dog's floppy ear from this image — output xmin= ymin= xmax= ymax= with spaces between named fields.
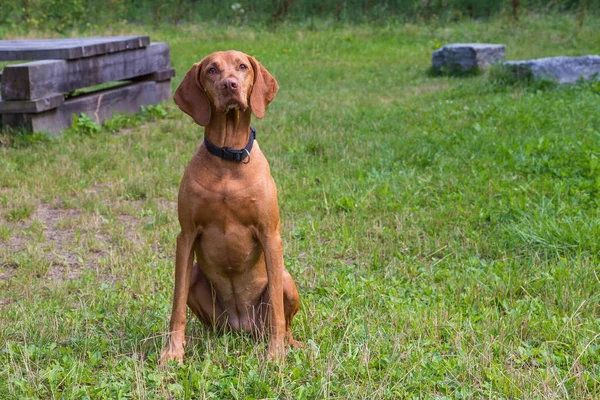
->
xmin=249 ymin=56 xmax=279 ymax=119
xmin=173 ymin=61 xmax=211 ymax=126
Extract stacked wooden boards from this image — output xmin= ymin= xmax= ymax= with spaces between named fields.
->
xmin=0 ymin=36 xmax=174 ymax=133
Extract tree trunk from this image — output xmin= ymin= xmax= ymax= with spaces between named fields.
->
xmin=272 ymin=0 xmax=294 ymax=22
xmin=577 ymin=0 xmax=587 ymax=28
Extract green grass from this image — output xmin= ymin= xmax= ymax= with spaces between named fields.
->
xmin=1 ymin=14 xmax=600 ymax=399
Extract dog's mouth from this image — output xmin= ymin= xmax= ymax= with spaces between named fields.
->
xmin=218 ymin=98 xmax=248 ymax=113
xmin=226 ymin=101 xmax=241 ymax=111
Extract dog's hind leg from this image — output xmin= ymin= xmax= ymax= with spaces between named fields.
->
xmin=187 ymin=263 xmax=226 ymax=330
xmin=283 ymin=269 xmax=303 ymax=348
xmin=258 ymin=268 xmax=303 ymax=348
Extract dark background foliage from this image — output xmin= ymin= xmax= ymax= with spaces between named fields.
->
xmin=0 ymin=0 xmax=596 ymax=32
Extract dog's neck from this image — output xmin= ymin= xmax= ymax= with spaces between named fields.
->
xmin=204 ymin=107 xmax=252 ymax=149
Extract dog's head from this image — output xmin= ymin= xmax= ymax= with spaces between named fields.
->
xmin=174 ymin=50 xmax=279 ymax=126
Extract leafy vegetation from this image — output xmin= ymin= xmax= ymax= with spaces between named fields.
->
xmin=1 ymin=14 xmax=600 ymax=399
xmin=0 ymin=0 xmax=597 ymax=32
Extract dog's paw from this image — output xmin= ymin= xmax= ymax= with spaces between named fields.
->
xmin=289 ymin=338 xmax=305 ymax=349
xmin=159 ymin=343 xmax=185 ymax=366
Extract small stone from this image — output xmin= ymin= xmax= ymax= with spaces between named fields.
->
xmin=504 ymin=55 xmax=600 ymax=84
xmin=432 ymin=43 xmax=506 ymax=73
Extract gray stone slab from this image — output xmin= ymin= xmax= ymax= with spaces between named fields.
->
xmin=504 ymin=55 xmax=600 ymax=84
xmin=1 ymin=42 xmax=170 ymax=100
xmin=432 ymin=43 xmax=506 ymax=73
xmin=1 ymin=79 xmax=171 ymax=133
xmin=0 ymin=36 xmax=150 ymax=61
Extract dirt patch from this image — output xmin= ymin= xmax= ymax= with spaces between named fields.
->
xmin=0 ymin=262 xmax=17 ymax=281
xmin=1 ymin=202 xmax=141 ymax=281
xmin=155 ymin=197 xmax=177 ymax=210
xmin=36 ymin=203 xmax=82 ymax=248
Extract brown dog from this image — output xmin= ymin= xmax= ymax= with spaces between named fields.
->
xmin=159 ymin=51 xmax=301 ymax=365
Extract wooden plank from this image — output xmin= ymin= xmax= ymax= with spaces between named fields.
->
xmin=0 ymin=36 xmax=150 ymax=61
xmin=2 ymin=79 xmax=171 ymax=133
xmin=135 ymin=68 xmax=176 ymax=82
xmin=0 ymin=93 xmax=64 ymax=113
xmin=1 ymin=42 xmax=170 ymax=100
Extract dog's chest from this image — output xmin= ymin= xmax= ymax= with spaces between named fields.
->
xmin=187 ymin=175 xmax=269 ymax=271
xmin=193 ymin=185 xmax=260 ymax=226
xmin=194 ymin=193 xmax=262 ymax=271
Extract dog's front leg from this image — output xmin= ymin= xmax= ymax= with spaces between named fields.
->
xmin=160 ymin=231 xmax=196 ymax=365
xmin=260 ymin=232 xmax=286 ymax=361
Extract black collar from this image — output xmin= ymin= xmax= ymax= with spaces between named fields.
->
xmin=203 ymin=126 xmax=256 ymax=163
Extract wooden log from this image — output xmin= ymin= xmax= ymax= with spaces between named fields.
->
xmin=0 ymin=93 xmax=64 ymax=113
xmin=2 ymin=80 xmax=171 ymax=134
xmin=0 ymin=36 xmax=150 ymax=61
xmin=1 ymin=42 xmax=171 ymax=100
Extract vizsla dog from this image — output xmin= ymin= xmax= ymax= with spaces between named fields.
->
xmin=160 ymin=51 xmax=301 ymax=365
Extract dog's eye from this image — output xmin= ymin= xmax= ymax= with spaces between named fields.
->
xmin=239 ymin=64 xmax=248 ymax=70
xmin=207 ymin=67 xmax=217 ymax=75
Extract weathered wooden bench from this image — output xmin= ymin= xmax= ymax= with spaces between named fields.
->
xmin=0 ymin=36 xmax=174 ymax=133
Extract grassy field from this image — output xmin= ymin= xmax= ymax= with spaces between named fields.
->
xmin=1 ymin=14 xmax=600 ymax=399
